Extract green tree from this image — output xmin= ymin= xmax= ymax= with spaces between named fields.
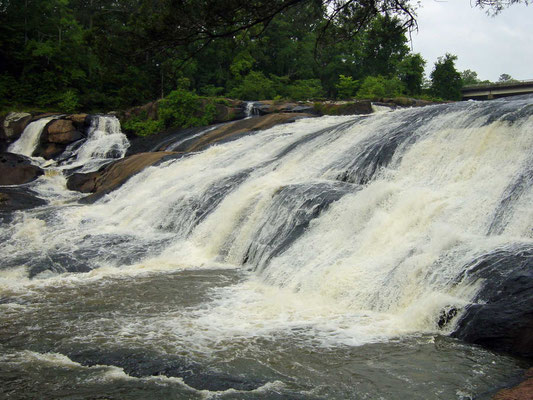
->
xmin=357 ymin=75 xmax=404 ymax=99
xmin=336 ymin=75 xmax=359 ymax=99
xmin=430 ymin=54 xmax=463 ymax=100
xmin=398 ymin=53 xmax=425 ymax=95
xmin=461 ymin=69 xmax=481 ymax=86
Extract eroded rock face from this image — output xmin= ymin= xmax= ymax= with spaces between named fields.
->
xmin=0 ymin=152 xmax=44 ymax=185
xmin=1 ymin=112 xmax=32 ymax=142
xmin=452 ymin=248 xmax=533 ymax=358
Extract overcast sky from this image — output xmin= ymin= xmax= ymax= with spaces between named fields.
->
xmin=410 ymin=0 xmax=533 ymax=82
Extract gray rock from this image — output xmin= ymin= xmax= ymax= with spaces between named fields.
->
xmin=2 ymin=112 xmax=32 ymax=141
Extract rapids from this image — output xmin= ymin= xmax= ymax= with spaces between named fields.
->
xmin=1 ymin=96 xmax=533 ymax=398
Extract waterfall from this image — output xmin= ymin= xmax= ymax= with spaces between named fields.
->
xmin=7 ymin=117 xmax=55 ymax=157
xmin=57 ymin=115 xmax=129 ymax=173
xmin=244 ymin=101 xmax=256 ymax=118
xmin=2 ymin=96 xmax=533 ymax=344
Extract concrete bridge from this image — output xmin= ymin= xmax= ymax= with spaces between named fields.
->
xmin=462 ymin=80 xmax=533 ymax=100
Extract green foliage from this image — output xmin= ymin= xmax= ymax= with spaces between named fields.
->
xmin=357 ymin=76 xmax=405 ymax=99
xmin=398 ymin=54 xmax=426 ymax=95
xmin=0 ymin=0 xmax=454 ymax=112
xmin=430 ymin=54 xmax=463 ymax=101
xmin=336 ymin=75 xmax=359 ymax=99
xmin=58 ymin=89 xmax=80 ymax=113
xmin=158 ymin=89 xmax=216 ymax=129
xmin=122 ymin=114 xmax=164 ymax=137
xmin=200 ymin=85 xmax=225 ymax=97
xmin=286 ymin=79 xmax=325 ymax=100
xmin=229 ymin=71 xmax=276 ymax=100
xmin=461 ymin=69 xmax=481 ymax=86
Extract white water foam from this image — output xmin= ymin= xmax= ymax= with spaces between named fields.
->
xmin=2 ymin=98 xmax=533 ymax=347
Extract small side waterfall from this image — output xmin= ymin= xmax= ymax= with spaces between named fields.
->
xmin=7 ymin=117 xmax=55 ymax=157
xmin=57 ymin=115 xmax=129 ymax=172
xmin=244 ymin=101 xmax=257 ymax=119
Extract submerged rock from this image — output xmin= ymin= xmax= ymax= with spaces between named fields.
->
xmin=0 ymin=187 xmax=47 ymax=212
xmin=452 ymin=248 xmax=533 ymax=358
xmin=493 ymin=368 xmax=533 ymax=400
xmin=0 ymin=152 xmax=44 ymax=185
xmin=67 ymin=347 xmax=267 ymax=391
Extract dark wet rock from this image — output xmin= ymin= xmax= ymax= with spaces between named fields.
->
xmin=67 ymin=348 xmax=266 ymax=391
xmin=67 ymin=151 xmax=176 ymax=202
xmin=244 ymin=182 xmax=355 ymax=270
xmin=39 ymin=143 xmax=67 ymax=159
xmin=452 ymin=247 xmax=533 ymax=358
xmin=493 ymin=368 xmax=533 ymax=400
xmin=0 ymin=187 xmax=47 ymax=212
xmin=127 ymin=126 xmax=211 ymax=155
xmin=0 ymin=152 xmax=44 ymax=185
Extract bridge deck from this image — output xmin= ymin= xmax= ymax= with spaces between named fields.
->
xmin=462 ymin=80 xmax=533 ymax=100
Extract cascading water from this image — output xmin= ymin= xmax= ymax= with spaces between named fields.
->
xmin=57 ymin=115 xmax=130 ymax=173
xmin=7 ymin=117 xmax=56 ymax=157
xmin=1 ymin=96 xmax=532 ymax=399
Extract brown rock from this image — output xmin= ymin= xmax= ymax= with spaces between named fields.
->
xmin=185 ymin=113 xmax=313 ymax=152
xmin=0 ymin=152 xmax=44 ymax=185
xmin=313 ymin=101 xmax=373 ymax=116
xmin=67 ymin=152 xmax=176 ymax=201
xmin=493 ymin=369 xmax=533 ymax=400
xmin=68 ymin=114 xmax=89 ymax=125
xmin=46 ymin=119 xmax=83 ymax=144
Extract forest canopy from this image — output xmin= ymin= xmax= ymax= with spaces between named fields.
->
xmin=0 ymin=0 xmax=527 ymax=111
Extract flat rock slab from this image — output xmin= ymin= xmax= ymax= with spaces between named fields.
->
xmin=68 ymin=152 xmax=176 ymax=202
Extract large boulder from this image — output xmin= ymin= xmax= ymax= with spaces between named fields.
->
xmin=0 ymin=152 xmax=44 ymax=185
xmin=451 ymin=248 xmax=533 ymax=358
xmin=45 ymin=119 xmax=83 ymax=144
xmin=67 ymin=152 xmax=176 ymax=202
xmin=1 ymin=112 xmax=32 ymax=142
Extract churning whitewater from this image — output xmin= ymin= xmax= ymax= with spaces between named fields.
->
xmin=1 ymin=96 xmax=533 ymax=399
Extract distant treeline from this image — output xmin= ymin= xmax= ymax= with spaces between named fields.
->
xmin=0 ymin=0 xmax=502 ymax=113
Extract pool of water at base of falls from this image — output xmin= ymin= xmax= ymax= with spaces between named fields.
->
xmin=0 ymin=268 xmax=526 ymax=400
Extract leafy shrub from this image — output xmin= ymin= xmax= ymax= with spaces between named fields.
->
xmin=158 ymin=89 xmax=216 ymax=129
xmin=229 ymin=71 xmax=276 ymax=100
xmin=122 ymin=114 xmax=164 ymax=137
xmin=58 ymin=89 xmax=80 ymax=113
xmin=336 ymin=75 xmax=359 ymax=99
xmin=287 ymin=79 xmax=325 ymax=101
xmin=357 ymin=76 xmax=404 ymax=99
